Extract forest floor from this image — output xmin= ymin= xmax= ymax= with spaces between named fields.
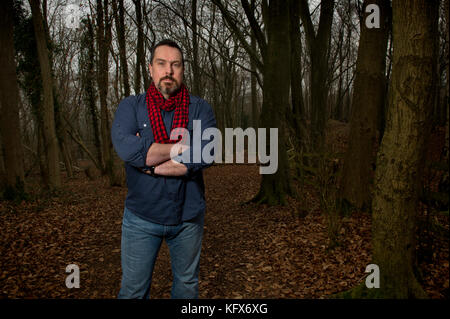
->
xmin=0 ymin=163 xmax=448 ymax=299
xmin=0 ymin=123 xmax=448 ymax=299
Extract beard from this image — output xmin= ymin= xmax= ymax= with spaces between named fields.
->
xmin=157 ymin=76 xmax=181 ymax=97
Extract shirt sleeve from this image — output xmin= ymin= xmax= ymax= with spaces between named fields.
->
xmin=111 ymin=96 xmax=153 ymax=168
xmin=173 ymin=99 xmax=217 ymax=177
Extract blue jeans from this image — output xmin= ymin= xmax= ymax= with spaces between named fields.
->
xmin=117 ymin=207 xmax=204 ymax=299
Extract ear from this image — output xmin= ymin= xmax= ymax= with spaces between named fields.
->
xmin=148 ymin=63 xmax=153 ymax=78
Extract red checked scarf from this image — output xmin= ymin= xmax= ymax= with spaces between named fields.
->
xmin=145 ymin=82 xmax=190 ymax=144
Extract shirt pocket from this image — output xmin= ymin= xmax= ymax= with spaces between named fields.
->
xmin=138 ymin=121 xmax=153 ymax=139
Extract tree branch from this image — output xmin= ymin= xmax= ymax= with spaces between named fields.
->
xmin=211 ymin=0 xmax=264 ymax=71
xmin=240 ymin=0 xmax=267 ymax=59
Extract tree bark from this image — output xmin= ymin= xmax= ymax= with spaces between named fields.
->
xmin=54 ymin=96 xmax=74 ymax=178
xmin=288 ymin=0 xmax=310 ymax=178
xmin=191 ymin=0 xmax=201 ymax=96
xmin=133 ymin=0 xmax=149 ymax=92
xmin=289 ymin=0 xmax=307 ymax=149
xmin=83 ymin=16 xmax=103 ymax=171
xmin=0 ymin=0 xmax=25 ymax=193
xmin=213 ymin=0 xmax=293 ymax=205
xmin=29 ymin=0 xmax=61 ymax=190
xmin=112 ymin=0 xmax=131 ymax=97
xmin=445 ymin=0 xmax=449 ymax=152
xmin=40 ymin=0 xmax=73 ymax=179
xmin=299 ymin=0 xmax=335 ymax=152
xmin=344 ymin=1 xmax=353 ymax=122
xmin=250 ymin=32 xmax=259 ymax=129
xmin=248 ymin=0 xmax=259 ymax=130
xmin=96 ymin=0 xmax=117 ymax=185
xmin=371 ymin=0 xmax=438 ymax=298
xmin=252 ymin=0 xmax=292 ymax=205
xmin=340 ymin=0 xmax=390 ymax=211
xmin=335 ymin=24 xmax=344 ymax=121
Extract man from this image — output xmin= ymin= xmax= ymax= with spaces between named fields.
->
xmin=111 ymin=39 xmax=216 ymax=299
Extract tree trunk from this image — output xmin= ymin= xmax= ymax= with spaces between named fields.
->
xmin=299 ymin=0 xmax=335 ymax=152
xmin=96 ymin=0 xmax=117 ymax=185
xmin=30 ymin=0 xmax=61 ymax=190
xmin=213 ymin=0 xmax=292 ymax=205
xmin=37 ymin=125 xmax=49 ymax=186
xmin=133 ymin=0 xmax=149 ymax=92
xmin=0 ymin=0 xmax=25 ymax=194
xmin=371 ymin=0 xmax=438 ymax=298
xmin=112 ymin=0 xmax=131 ymax=97
xmin=207 ymin=5 xmax=221 ymax=133
xmin=250 ymin=34 xmax=259 ymax=128
xmin=289 ymin=0 xmax=309 ymax=177
xmin=249 ymin=0 xmax=259 ymax=129
xmin=340 ymin=0 xmax=390 ymax=211
xmin=133 ymin=0 xmax=142 ymax=93
xmin=191 ymin=0 xmax=201 ymax=96
xmin=253 ymin=0 xmax=292 ymax=205
xmin=335 ymin=25 xmax=344 ymax=121
xmin=40 ymin=0 xmax=74 ymax=179
xmin=53 ymin=94 xmax=74 ymax=178
xmin=83 ymin=17 xmax=103 ymax=171
xmin=445 ymin=0 xmax=449 ymax=152
xmin=343 ymin=0 xmax=352 ymax=122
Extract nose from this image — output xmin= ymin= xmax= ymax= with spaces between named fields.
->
xmin=165 ymin=63 xmax=174 ymax=76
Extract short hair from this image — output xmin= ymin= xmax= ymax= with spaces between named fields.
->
xmin=150 ymin=39 xmax=184 ymax=66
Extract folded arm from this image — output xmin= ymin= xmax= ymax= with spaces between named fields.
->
xmin=145 ymin=141 xmax=189 ymax=167
xmin=172 ymin=101 xmax=217 ymax=176
xmin=140 ymin=136 xmax=189 ymax=177
xmin=141 ymin=158 xmax=188 ymax=176
xmin=111 ymin=96 xmax=152 ymax=168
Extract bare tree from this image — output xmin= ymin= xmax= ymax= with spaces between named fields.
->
xmin=289 ymin=0 xmax=308 ymax=176
xmin=299 ymin=0 xmax=335 ymax=152
xmin=133 ymin=0 xmax=149 ymax=93
xmin=96 ymin=0 xmax=117 ymax=185
xmin=112 ymin=0 xmax=131 ymax=97
xmin=190 ymin=0 xmax=201 ymax=96
xmin=29 ymin=0 xmax=61 ymax=190
xmin=370 ymin=0 xmax=439 ymax=298
xmin=80 ymin=15 xmax=103 ymax=170
xmin=213 ymin=0 xmax=293 ymax=204
xmin=0 ymin=0 xmax=25 ymax=195
xmin=340 ymin=0 xmax=391 ymax=211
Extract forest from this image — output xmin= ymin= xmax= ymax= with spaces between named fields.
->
xmin=0 ymin=0 xmax=448 ymax=300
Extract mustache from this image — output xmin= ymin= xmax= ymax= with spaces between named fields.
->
xmin=160 ymin=76 xmax=176 ymax=82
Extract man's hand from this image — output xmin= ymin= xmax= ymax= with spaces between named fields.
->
xmin=154 ymin=159 xmax=188 ymax=176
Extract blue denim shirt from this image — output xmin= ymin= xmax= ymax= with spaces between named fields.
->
xmin=111 ymin=93 xmax=216 ymax=225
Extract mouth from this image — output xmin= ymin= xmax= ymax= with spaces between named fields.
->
xmin=161 ymin=77 xmax=174 ymax=83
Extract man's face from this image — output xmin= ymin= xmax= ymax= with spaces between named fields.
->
xmin=149 ymin=45 xmax=184 ymax=99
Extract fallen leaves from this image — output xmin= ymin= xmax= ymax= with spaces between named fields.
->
xmin=0 ymin=162 xmax=448 ymax=299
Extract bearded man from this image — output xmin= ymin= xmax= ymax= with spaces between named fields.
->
xmin=111 ymin=39 xmax=216 ymax=299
